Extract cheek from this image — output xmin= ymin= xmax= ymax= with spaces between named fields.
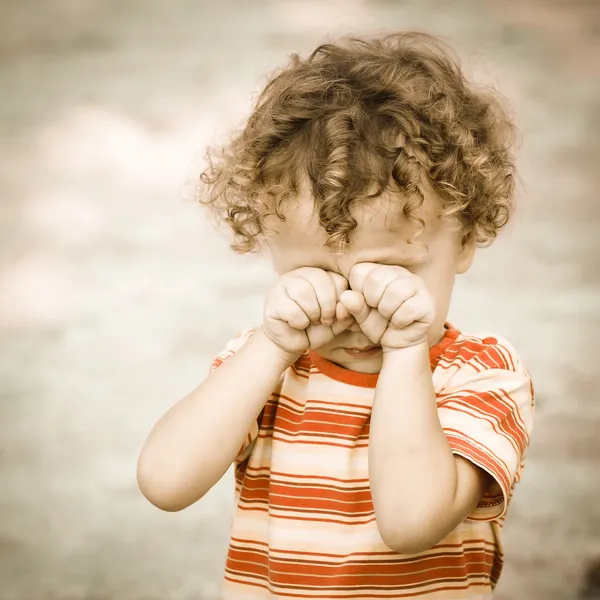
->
xmin=418 ymin=260 xmax=456 ymax=303
xmin=267 ymin=245 xmax=291 ymax=276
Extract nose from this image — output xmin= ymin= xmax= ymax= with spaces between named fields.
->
xmin=332 ymin=254 xmax=353 ymax=282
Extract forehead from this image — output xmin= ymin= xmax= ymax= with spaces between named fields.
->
xmin=265 ymin=190 xmax=447 ymax=275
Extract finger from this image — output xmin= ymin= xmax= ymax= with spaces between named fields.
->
xmin=380 ymin=320 xmax=430 ymax=348
xmin=358 ymin=306 xmax=389 ymax=344
xmin=334 ymin=301 xmax=356 ymax=335
xmin=361 ymin=266 xmax=398 ymax=309
xmin=377 ymin=277 xmax=421 ymax=320
xmin=339 ymin=290 xmax=370 ymax=324
xmin=347 ymin=263 xmax=379 ymax=295
xmin=299 ymin=269 xmax=340 ymax=325
xmin=335 ymin=300 xmax=352 ymax=322
xmin=281 ymin=276 xmax=321 ymax=323
xmin=305 ymin=323 xmax=333 ymax=349
xmin=271 ymin=287 xmax=311 ymax=329
xmin=329 ymin=271 xmax=350 ymax=299
xmin=306 ymin=315 xmax=355 ymax=348
xmin=331 ymin=316 xmax=355 ymax=336
xmin=389 ymin=291 xmax=435 ymax=329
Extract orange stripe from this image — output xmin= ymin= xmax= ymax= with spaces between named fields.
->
xmin=236 ymin=503 xmax=378 ymax=525
xmin=445 ymin=432 xmax=511 ymax=494
xmin=268 ymin=433 xmax=370 ymax=449
xmin=244 ymin=472 xmax=372 ymax=494
xmin=279 ymin=394 xmax=374 ymax=413
xmin=444 ymin=396 xmax=527 ymax=456
xmin=226 ymin=561 xmax=493 ymax=588
xmin=243 ymin=477 xmax=373 ymax=502
xmin=272 ymin=404 xmax=370 ymax=437
xmin=257 ymin=425 xmax=370 ymax=443
xmin=441 ymin=390 xmax=528 ymax=457
xmin=227 ymin=545 xmax=494 ymax=571
xmin=276 ymin=400 xmax=371 ymax=421
xmin=229 ymin=537 xmax=497 ymax=557
xmin=225 ymin=566 xmax=491 ymax=592
xmin=264 ymin=469 xmax=370 ymax=484
xmin=240 ymin=500 xmax=376 ymax=519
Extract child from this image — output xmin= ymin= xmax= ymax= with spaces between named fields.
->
xmin=138 ymin=32 xmax=534 ymax=599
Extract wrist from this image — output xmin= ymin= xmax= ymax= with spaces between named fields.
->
xmin=254 ymin=327 xmax=303 ymax=367
xmin=381 ymin=340 xmax=429 ymax=366
xmin=377 ymin=341 xmax=436 ymax=402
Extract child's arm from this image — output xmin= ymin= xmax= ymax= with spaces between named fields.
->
xmin=137 ymin=328 xmax=294 ymax=512
xmin=137 ymin=267 xmax=352 ymax=512
xmin=341 ymin=263 xmax=533 ymax=554
xmin=370 ymin=342 xmax=533 ymax=554
xmin=370 ymin=344 xmax=489 ymax=553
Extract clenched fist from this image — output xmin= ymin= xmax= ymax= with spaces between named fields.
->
xmin=263 ymin=267 xmax=355 ymax=356
xmin=339 ymin=263 xmax=436 ymax=351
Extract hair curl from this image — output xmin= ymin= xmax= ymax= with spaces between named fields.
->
xmin=199 ymin=31 xmax=517 ymax=253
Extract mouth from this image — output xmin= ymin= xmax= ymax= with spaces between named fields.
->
xmin=342 ymin=345 xmax=382 ymax=358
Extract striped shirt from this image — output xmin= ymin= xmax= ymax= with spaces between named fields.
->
xmin=210 ymin=324 xmax=534 ymax=599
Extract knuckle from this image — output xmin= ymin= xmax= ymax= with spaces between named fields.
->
xmin=312 ymin=278 xmax=337 ymax=315
xmin=293 ymin=266 xmax=321 ymax=277
xmin=329 ymin=271 xmax=347 ymax=285
xmin=348 ymin=263 xmax=372 ymax=289
xmin=363 ymin=265 xmax=386 ymax=287
xmin=284 ymin=278 xmax=313 ymax=301
xmin=289 ymin=308 xmax=310 ymax=327
xmin=314 ymin=281 xmax=334 ymax=303
xmin=390 ymin=278 xmax=414 ymax=298
xmin=378 ymin=302 xmax=395 ymax=319
xmin=329 ymin=272 xmax=349 ymax=296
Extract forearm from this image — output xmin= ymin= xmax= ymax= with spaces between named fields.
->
xmin=369 ymin=343 xmax=459 ymax=552
xmin=137 ymin=328 xmax=297 ymax=511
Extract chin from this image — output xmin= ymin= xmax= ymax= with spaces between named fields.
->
xmin=351 ymin=361 xmax=382 ymax=374
xmin=331 ymin=350 xmax=383 ymax=374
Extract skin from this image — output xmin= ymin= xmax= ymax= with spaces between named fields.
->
xmin=138 ymin=182 xmax=495 ymax=553
xmin=265 ymin=185 xmax=473 ymax=369
xmin=264 ymin=185 xmax=494 ymax=553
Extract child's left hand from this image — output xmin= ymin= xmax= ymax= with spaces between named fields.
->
xmin=339 ymin=263 xmax=435 ymax=351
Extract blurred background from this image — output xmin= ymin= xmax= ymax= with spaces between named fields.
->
xmin=0 ymin=0 xmax=599 ymax=598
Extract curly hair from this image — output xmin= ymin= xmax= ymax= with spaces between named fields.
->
xmin=199 ymin=31 xmax=517 ymax=253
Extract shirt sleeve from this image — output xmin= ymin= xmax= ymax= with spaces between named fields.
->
xmin=435 ymin=334 xmax=535 ymax=522
xmin=209 ymin=328 xmax=260 ymax=462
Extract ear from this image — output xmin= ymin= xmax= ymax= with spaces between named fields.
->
xmin=455 ymin=233 xmax=477 ymax=274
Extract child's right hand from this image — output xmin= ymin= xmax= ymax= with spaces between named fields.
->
xmin=262 ymin=267 xmax=355 ymax=357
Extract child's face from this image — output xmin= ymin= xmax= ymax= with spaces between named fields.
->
xmin=266 ymin=186 xmax=475 ymax=374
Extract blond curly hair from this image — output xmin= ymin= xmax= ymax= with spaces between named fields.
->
xmin=199 ymin=31 xmax=516 ymax=253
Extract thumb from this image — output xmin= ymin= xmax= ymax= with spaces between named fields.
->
xmin=335 ymin=300 xmax=352 ymax=322
xmin=339 ymin=290 xmax=370 ymax=324
xmin=330 ymin=301 xmax=356 ymax=336
xmin=331 ymin=315 xmax=354 ymax=336
xmin=329 ymin=271 xmax=350 ymax=298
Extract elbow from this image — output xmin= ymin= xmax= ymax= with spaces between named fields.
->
xmin=379 ymin=530 xmax=436 ymax=555
xmin=376 ymin=515 xmax=443 ymax=555
xmin=136 ymin=455 xmax=198 ymax=513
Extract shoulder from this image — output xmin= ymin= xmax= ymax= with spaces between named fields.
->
xmin=435 ymin=331 xmax=535 ymax=522
xmin=434 ymin=330 xmax=533 ymax=398
xmin=438 ymin=330 xmax=527 ymax=374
